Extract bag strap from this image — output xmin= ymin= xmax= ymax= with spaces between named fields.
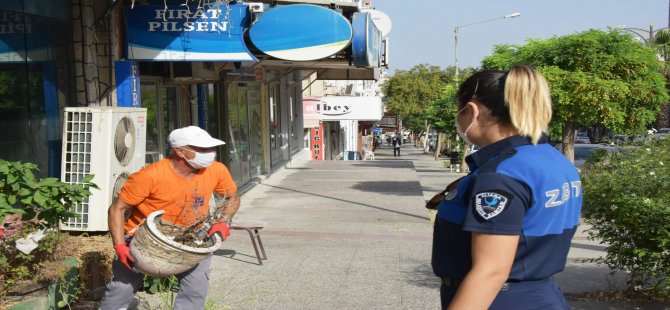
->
xmin=441 ymin=176 xmax=465 ymax=195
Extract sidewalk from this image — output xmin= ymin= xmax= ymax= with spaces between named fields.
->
xmin=136 ymin=144 xmax=667 ymax=309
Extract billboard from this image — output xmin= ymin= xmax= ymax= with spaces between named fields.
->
xmin=124 ymin=2 xmax=256 ymax=61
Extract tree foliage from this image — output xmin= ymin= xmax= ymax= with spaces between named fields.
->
xmin=650 ymin=29 xmax=670 ymax=129
xmin=381 ymin=64 xmax=451 ymax=119
xmin=426 ymin=84 xmax=458 ymax=133
xmin=482 ymin=29 xmax=669 ymax=156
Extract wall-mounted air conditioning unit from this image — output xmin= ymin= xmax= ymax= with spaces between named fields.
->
xmin=60 ymin=107 xmax=147 ymax=231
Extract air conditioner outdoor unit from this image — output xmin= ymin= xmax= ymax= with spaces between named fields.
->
xmin=60 ymin=107 xmax=147 ymax=231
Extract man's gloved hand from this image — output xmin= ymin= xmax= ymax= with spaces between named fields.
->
xmin=207 ymin=221 xmax=230 ymax=241
xmin=114 ymin=243 xmax=135 ymax=270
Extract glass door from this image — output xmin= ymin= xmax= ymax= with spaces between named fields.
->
xmin=235 ymin=83 xmax=251 ymax=183
xmin=247 ymin=84 xmax=262 ymax=179
xmin=140 ymin=82 xmax=163 ymax=164
xmin=226 ymin=83 xmax=243 ymax=182
xmin=226 ymin=82 xmax=261 ymax=184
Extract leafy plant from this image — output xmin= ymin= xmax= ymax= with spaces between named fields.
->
xmin=51 ymin=257 xmax=81 ymax=310
xmin=142 ymin=275 xmax=179 ymax=309
xmin=582 ymin=138 xmax=670 ymax=297
xmin=0 ymin=159 xmax=98 ymax=227
xmin=0 ymin=160 xmax=96 ymax=304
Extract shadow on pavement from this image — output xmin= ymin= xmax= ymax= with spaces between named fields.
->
xmin=405 ymin=264 xmax=441 ymax=290
xmin=214 ymin=249 xmax=261 ymax=265
xmin=351 ymin=181 xmax=423 ymax=196
xmin=570 ymin=242 xmax=608 ymax=252
xmin=350 ymin=161 xmax=415 ymax=169
xmin=259 ymin=183 xmax=429 ymax=221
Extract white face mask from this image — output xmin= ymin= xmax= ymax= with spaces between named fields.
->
xmin=455 ymin=105 xmax=476 ymax=145
xmin=183 ymin=149 xmax=216 ymax=169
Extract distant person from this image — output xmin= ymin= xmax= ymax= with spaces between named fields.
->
xmin=392 ymin=133 xmax=402 ymax=157
xmin=432 ymin=65 xmax=581 ymax=309
xmin=99 ymin=126 xmax=240 ymax=310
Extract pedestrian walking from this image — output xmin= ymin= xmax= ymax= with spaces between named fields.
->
xmin=392 ymin=133 xmax=402 ymax=157
xmin=99 ymin=126 xmax=240 ymax=310
xmin=431 ymin=65 xmax=581 ymax=310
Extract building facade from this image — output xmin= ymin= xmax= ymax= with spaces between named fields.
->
xmin=1 ymin=0 xmax=387 ymax=189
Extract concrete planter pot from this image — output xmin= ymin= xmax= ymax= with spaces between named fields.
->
xmin=130 ymin=210 xmax=221 ymax=277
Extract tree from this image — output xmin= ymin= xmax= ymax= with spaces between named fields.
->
xmin=426 ymin=68 xmax=477 ymax=162
xmin=650 ymin=29 xmax=670 ymax=129
xmin=426 ymin=85 xmax=458 ymax=160
xmin=482 ymin=30 xmax=669 ymax=160
xmin=382 ymin=64 xmax=450 ymax=117
xmin=381 ymin=64 xmax=451 ymax=150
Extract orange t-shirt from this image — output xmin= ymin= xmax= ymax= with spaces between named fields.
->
xmin=119 ymin=159 xmax=237 ymax=235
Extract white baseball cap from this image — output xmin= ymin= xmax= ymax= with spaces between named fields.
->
xmin=168 ymin=126 xmax=225 ymax=148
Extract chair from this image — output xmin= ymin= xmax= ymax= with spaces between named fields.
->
xmin=230 ymin=220 xmax=267 ymax=265
xmin=363 ymin=148 xmax=375 ymax=160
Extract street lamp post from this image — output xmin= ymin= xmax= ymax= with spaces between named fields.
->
xmin=454 ymin=12 xmax=521 ymax=78
xmin=614 ymin=24 xmax=670 ymax=45
xmin=452 ymin=12 xmax=520 ymax=172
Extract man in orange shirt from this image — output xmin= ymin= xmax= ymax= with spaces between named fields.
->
xmin=99 ymin=126 xmax=240 ymax=310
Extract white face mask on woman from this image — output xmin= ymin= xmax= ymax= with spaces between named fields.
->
xmin=183 ymin=149 xmax=216 ymax=169
xmin=455 ymin=105 xmax=476 ymax=145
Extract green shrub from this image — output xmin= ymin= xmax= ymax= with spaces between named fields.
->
xmin=0 ymin=159 xmax=97 ymax=227
xmin=0 ymin=159 xmax=97 ymax=303
xmin=582 ymin=138 xmax=670 ymax=296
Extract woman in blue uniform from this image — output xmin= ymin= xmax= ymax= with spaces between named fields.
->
xmin=432 ymin=65 xmax=581 ymax=309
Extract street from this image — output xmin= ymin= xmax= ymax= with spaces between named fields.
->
xmin=133 ymin=145 xmax=665 ymax=310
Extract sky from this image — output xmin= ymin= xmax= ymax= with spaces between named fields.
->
xmin=372 ymin=0 xmax=669 ymax=72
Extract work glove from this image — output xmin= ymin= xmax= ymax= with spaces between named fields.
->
xmin=114 ymin=243 xmax=135 ymax=270
xmin=207 ymin=221 xmax=230 ymax=241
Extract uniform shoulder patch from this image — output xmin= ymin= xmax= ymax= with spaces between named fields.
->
xmin=474 ymin=191 xmax=511 ymax=220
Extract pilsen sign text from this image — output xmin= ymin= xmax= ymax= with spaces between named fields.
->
xmin=147 ymin=8 xmax=229 ymax=32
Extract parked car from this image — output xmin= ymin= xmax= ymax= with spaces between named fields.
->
xmin=573 ymin=144 xmax=613 ymax=168
xmin=556 ymin=143 xmax=613 ymax=168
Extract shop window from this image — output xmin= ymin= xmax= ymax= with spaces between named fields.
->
xmin=0 ymin=7 xmax=73 ymax=177
xmin=269 ymin=82 xmax=281 ymax=150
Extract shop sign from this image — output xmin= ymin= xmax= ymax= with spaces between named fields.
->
xmin=310 ymin=124 xmax=324 ymax=160
xmin=0 ymin=13 xmax=52 ymax=62
xmin=249 ymin=4 xmax=352 ymax=61
xmin=352 ymin=12 xmax=382 ymax=68
xmin=124 ymin=2 xmax=256 ymax=62
xmin=306 ymin=96 xmax=383 ymax=121
xmin=115 ymin=60 xmax=141 ymax=107
xmin=303 ymin=97 xmax=321 ymax=128
xmin=254 ymin=68 xmax=264 ymax=81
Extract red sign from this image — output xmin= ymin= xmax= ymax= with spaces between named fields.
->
xmin=310 ymin=123 xmax=324 ymax=160
xmin=255 ymin=68 xmax=264 ymax=81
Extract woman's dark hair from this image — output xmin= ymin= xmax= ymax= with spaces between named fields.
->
xmin=456 ymin=70 xmax=511 ymax=125
xmin=456 ymin=65 xmax=552 ymax=144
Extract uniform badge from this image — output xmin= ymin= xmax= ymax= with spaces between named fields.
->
xmin=475 ymin=191 xmax=510 ymax=220
xmin=445 ymin=189 xmax=458 ymax=201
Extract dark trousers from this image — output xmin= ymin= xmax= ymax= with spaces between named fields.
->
xmin=394 ymin=147 xmax=400 ymax=156
xmin=440 ymin=278 xmax=569 ymax=310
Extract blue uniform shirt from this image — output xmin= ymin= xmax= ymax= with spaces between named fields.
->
xmin=432 ymin=135 xmax=582 ymax=281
